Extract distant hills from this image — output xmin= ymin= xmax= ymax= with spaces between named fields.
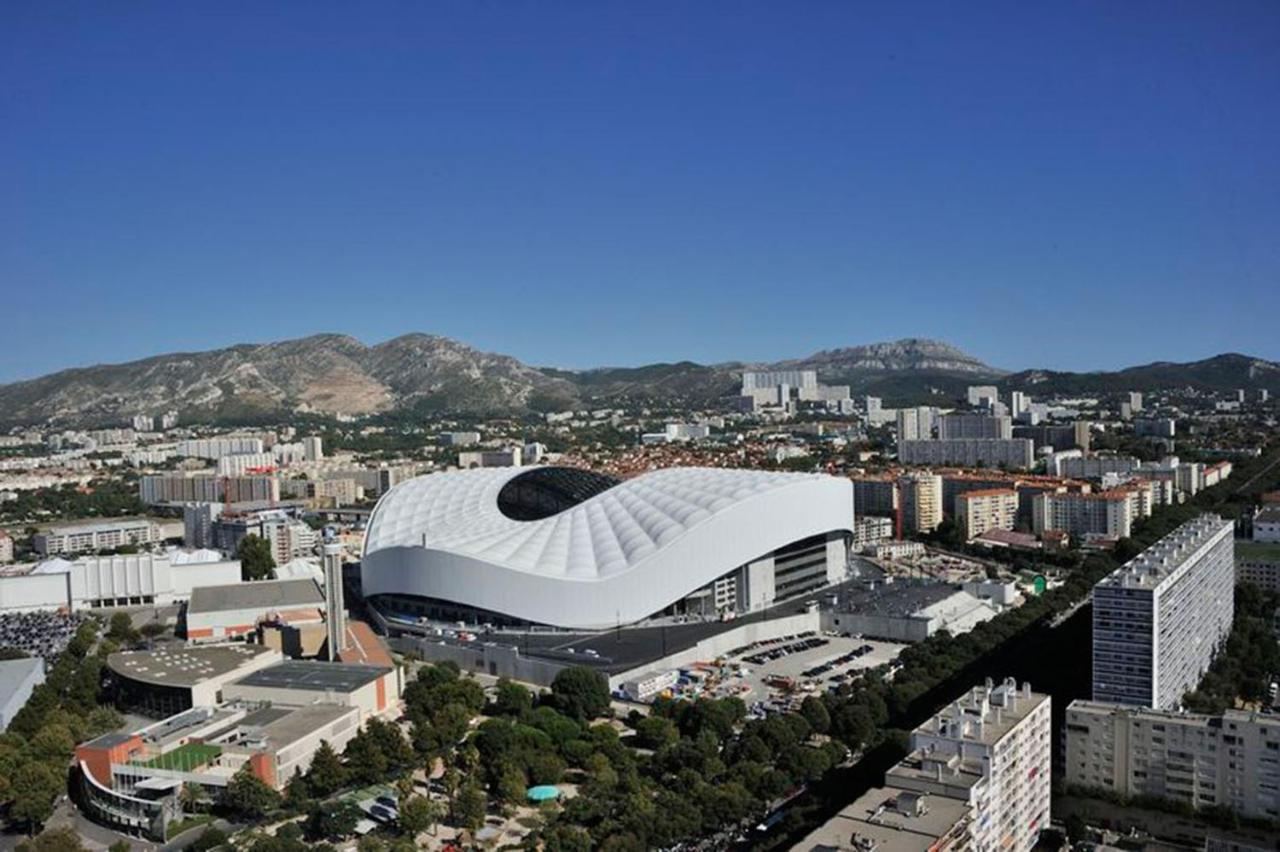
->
xmin=0 ymin=333 xmax=1275 ymax=428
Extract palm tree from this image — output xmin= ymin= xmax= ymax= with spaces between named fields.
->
xmin=179 ymin=782 xmax=209 ymax=814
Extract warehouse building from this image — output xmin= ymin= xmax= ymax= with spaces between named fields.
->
xmin=184 ymin=578 xmax=325 ymax=643
xmin=221 ymin=660 xmax=400 ymax=723
xmin=825 ymin=581 xmax=1001 ymax=643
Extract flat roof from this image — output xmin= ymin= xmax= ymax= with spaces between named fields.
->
xmin=108 ymin=644 xmax=278 ymax=688
xmin=188 ymin=578 xmax=324 ymax=614
xmin=39 ymin=517 xmax=154 ymax=534
xmin=0 ymin=657 xmax=43 ymax=696
xmin=1097 ymin=514 xmax=1232 ymax=591
xmin=792 ymin=785 xmax=970 ymax=852
xmin=1236 ymin=540 xmax=1280 ymax=563
xmin=230 ymin=660 xmax=390 ymax=693
xmin=259 ymin=703 xmax=358 ymax=746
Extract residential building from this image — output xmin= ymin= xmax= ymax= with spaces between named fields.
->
xmin=182 ymin=502 xmax=224 ymax=549
xmin=34 ymin=518 xmax=158 ymax=556
xmin=1032 ymin=490 xmax=1134 ymax=540
xmin=176 ymin=437 xmax=265 ymax=459
xmin=140 ymin=474 xmax=279 ymax=506
xmin=303 ymin=436 xmax=323 ymax=461
xmin=131 ymin=414 xmax=154 ymax=432
xmin=439 ymin=431 xmax=481 ymax=447
xmin=851 ymin=475 xmax=899 ymax=519
xmin=896 ymin=407 xmax=935 ymax=441
xmin=899 ymin=472 xmax=943 ymax=535
xmin=458 ymin=447 xmax=522 ymax=468
xmin=797 ymin=678 xmax=1050 ymax=852
xmin=938 ymin=413 xmax=1013 ymax=440
xmin=1092 ymin=514 xmax=1235 ymax=709
xmin=1064 ymin=701 xmax=1280 ymax=821
xmin=967 ymin=385 xmax=999 ymax=407
xmin=1056 ymin=455 xmax=1140 ymax=480
xmin=1254 ymin=509 xmax=1280 ymax=543
xmin=956 ymin=489 xmax=1019 ymax=540
xmin=1135 ymin=418 xmax=1177 ymax=439
xmin=898 ymin=438 xmax=1034 ymax=470
xmin=1236 ymin=542 xmax=1280 ymax=593
xmin=0 ymin=531 xmax=12 ymax=564
xmin=1128 ymin=392 xmax=1144 ymax=413
xmin=742 ymin=369 xmax=817 ymax=391
xmin=852 ymin=516 xmax=894 ymax=552
xmin=216 ymin=452 xmax=277 ymax=476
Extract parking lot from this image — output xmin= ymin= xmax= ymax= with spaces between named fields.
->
xmin=662 ymin=631 xmax=907 ymax=715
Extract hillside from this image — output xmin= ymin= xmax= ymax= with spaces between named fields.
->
xmin=1002 ymin=353 xmax=1280 ymax=396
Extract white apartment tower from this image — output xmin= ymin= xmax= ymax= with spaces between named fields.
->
xmin=323 ymin=543 xmax=348 ymax=662
xmin=1091 ymin=514 xmax=1235 ymax=709
xmin=892 ymin=678 xmax=1051 ymax=852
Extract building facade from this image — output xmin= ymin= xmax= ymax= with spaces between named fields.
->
xmin=898 ymin=438 xmax=1035 ymax=471
xmin=1064 ymin=701 xmax=1280 ymax=821
xmin=1092 ymin=514 xmax=1235 ymax=709
xmin=957 ymin=489 xmax=1019 ymax=540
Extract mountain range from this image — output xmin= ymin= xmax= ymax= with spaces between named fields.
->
xmin=0 ymin=333 xmax=1276 ymax=428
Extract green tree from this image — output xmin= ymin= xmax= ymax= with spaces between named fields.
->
xmin=452 ymin=780 xmax=487 ymax=830
xmin=189 ymin=826 xmax=228 ymax=852
xmin=108 ymin=843 xmax=131 ymax=852
xmin=342 ymin=729 xmax=389 ymax=785
xmin=305 ymin=740 xmax=347 ymax=796
xmin=305 ymin=801 xmax=361 ymax=840
xmin=633 ymin=715 xmax=678 ymax=750
xmin=283 ymin=771 xmax=311 ymax=811
xmin=14 ymin=827 xmax=87 ymax=852
xmin=224 ymin=764 xmax=280 ymax=819
xmin=492 ymin=678 xmax=533 ymax=717
xmin=550 ymin=667 xmax=610 ymax=721
xmin=397 ymin=794 xmax=444 ymax=838
xmin=105 ymin=612 xmax=138 ymax=643
xmin=800 ymin=696 xmax=830 ymax=735
xmin=9 ymin=763 xmax=62 ymax=830
xmin=236 ymin=534 xmax=276 ymax=581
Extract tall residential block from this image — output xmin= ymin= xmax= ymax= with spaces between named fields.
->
xmin=957 ymin=489 xmax=1019 ymax=539
xmin=899 ymin=472 xmax=943 ymax=535
xmin=1092 ymin=514 xmax=1234 ymax=709
xmin=967 ymin=385 xmax=999 ymax=407
xmin=798 ymin=678 xmax=1052 ymax=852
xmin=898 ymin=438 xmax=1034 ymax=470
xmin=1064 ymin=701 xmax=1280 ymax=820
xmin=939 ymin=413 xmax=1013 ymax=440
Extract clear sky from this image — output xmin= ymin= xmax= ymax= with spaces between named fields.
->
xmin=2 ymin=1 xmax=1277 ymax=383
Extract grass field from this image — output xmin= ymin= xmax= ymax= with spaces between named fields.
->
xmin=143 ymin=743 xmax=222 ymax=771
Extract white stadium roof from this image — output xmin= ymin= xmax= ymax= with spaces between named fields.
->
xmin=361 ymin=465 xmax=854 ymax=629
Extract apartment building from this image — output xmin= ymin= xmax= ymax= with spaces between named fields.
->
xmin=898 ymin=438 xmax=1035 ymax=471
xmin=967 ymin=385 xmax=999 ymax=407
xmin=852 ymin=516 xmax=894 ymax=553
xmin=798 ymin=678 xmax=1051 ymax=852
xmin=851 ymin=475 xmax=899 ymax=519
xmin=216 ymin=452 xmax=277 ymax=476
xmin=938 ymin=413 xmax=1013 ymax=440
xmin=1064 ymin=701 xmax=1280 ymax=821
xmin=957 ymin=489 xmax=1019 ymax=540
xmin=899 ymin=472 xmax=943 ymax=535
xmin=896 ymin=407 xmax=936 ymax=441
xmin=1058 ymin=455 xmax=1140 ymax=480
xmin=176 ymin=437 xmax=265 ymax=459
xmin=1091 ymin=514 xmax=1235 ymax=710
xmin=140 ymin=474 xmax=279 ymax=506
xmin=1235 ymin=542 xmax=1280 ymax=593
xmin=1032 ymin=490 xmax=1134 ymax=541
xmin=34 ymin=519 xmax=158 ymax=556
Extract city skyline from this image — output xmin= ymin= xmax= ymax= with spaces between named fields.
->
xmin=4 ymin=2 xmax=1278 ymax=380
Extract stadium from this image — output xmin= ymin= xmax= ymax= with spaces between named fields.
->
xmin=360 ymin=465 xmax=855 ymax=631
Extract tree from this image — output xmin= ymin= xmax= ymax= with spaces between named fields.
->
xmin=492 ymin=678 xmax=533 ymax=717
xmin=9 ymin=763 xmax=62 ymax=830
xmin=800 ymin=696 xmax=830 ymax=735
xmin=236 ymin=534 xmax=276 ymax=581
xmin=14 ymin=827 xmax=87 ymax=852
xmin=342 ymin=729 xmax=389 ymax=785
xmin=305 ymin=801 xmax=361 ymax=840
xmin=397 ymin=794 xmax=444 ymax=838
xmin=108 ymin=843 xmax=131 ymax=852
xmin=305 ymin=740 xmax=348 ymax=796
xmin=550 ymin=667 xmax=610 ymax=721
xmin=283 ymin=771 xmax=311 ymax=811
xmin=224 ymin=764 xmax=281 ymax=819
xmin=452 ymin=780 xmax=487 ymax=830
xmin=189 ymin=826 xmax=229 ymax=852
xmin=105 ymin=612 xmax=138 ymax=643
xmin=634 ymin=715 xmax=678 ymax=750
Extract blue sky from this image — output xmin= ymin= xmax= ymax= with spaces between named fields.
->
xmin=2 ymin=2 xmax=1277 ymax=382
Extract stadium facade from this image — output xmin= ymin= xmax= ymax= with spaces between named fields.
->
xmin=361 ymin=466 xmax=855 ymax=630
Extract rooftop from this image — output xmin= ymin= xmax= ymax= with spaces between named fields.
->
xmin=108 ymin=644 xmax=279 ymax=688
xmin=1097 ymin=514 xmax=1233 ymax=591
xmin=835 ymin=580 xmax=957 ymax=619
xmin=39 ymin=517 xmax=154 ymax=534
xmin=915 ymin=677 xmax=1049 ymax=748
xmin=1236 ymin=540 xmax=1280 ymax=563
xmin=188 ymin=578 xmax=324 ymax=615
xmin=229 ymin=659 xmax=390 ymax=693
xmin=792 ymin=785 xmax=971 ymax=852
xmin=0 ymin=656 xmax=44 ymax=698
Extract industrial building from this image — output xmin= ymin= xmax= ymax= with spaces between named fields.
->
xmin=0 ymin=657 xmax=45 ymax=731
xmin=1064 ymin=701 xmax=1280 ymax=820
xmin=361 ymin=466 xmax=854 ymax=630
xmin=824 ymin=581 xmax=1001 ymax=643
xmin=796 ymin=678 xmax=1051 ymax=852
xmin=184 ymin=577 xmax=325 ymax=643
xmin=0 ymin=552 xmax=242 ymax=614
xmin=1092 ymin=514 xmax=1235 ymax=709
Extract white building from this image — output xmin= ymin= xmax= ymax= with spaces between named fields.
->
xmin=303 ymin=436 xmax=324 ymax=462
xmin=1254 ymin=509 xmax=1280 ymax=543
xmin=1033 ymin=490 xmax=1134 ymax=541
xmin=216 ymin=452 xmax=277 ymax=476
xmin=899 ymin=472 xmax=943 ymax=534
xmin=852 ymin=516 xmax=894 ymax=552
xmin=458 ymin=447 xmax=522 ymax=468
xmin=34 ymin=518 xmax=159 ymax=556
xmin=967 ymin=385 xmax=999 ymax=407
xmin=1092 ymin=514 xmax=1235 ymax=709
xmin=0 ymin=552 xmax=241 ymax=614
xmin=798 ymin=678 xmax=1051 ymax=852
xmin=956 ymin=489 xmax=1019 ymax=539
xmin=177 ymin=437 xmax=265 ymax=459
xmin=1064 ymin=701 xmax=1280 ymax=820
xmin=362 ymin=466 xmax=853 ymax=630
